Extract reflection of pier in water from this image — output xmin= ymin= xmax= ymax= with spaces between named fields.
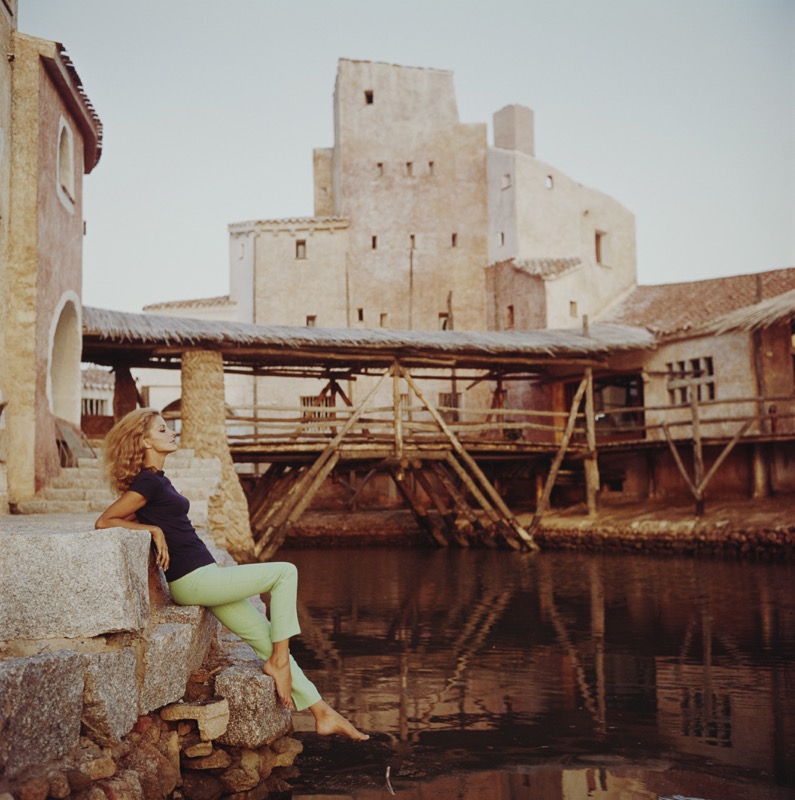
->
xmin=286 ymin=550 xmax=795 ymax=790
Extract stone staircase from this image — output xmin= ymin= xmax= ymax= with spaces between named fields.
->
xmin=15 ymin=449 xmax=222 ymax=525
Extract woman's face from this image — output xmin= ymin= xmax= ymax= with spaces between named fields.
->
xmin=145 ymin=415 xmax=178 ymax=455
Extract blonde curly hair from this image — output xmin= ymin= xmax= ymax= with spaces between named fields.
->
xmin=103 ymin=407 xmax=162 ymax=495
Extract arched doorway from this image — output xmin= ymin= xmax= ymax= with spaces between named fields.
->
xmin=48 ymin=294 xmax=82 ymax=425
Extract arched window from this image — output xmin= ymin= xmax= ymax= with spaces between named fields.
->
xmin=56 ymin=117 xmax=76 ymax=211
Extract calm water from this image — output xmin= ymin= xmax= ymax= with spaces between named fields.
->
xmin=278 ymin=547 xmax=795 ymax=800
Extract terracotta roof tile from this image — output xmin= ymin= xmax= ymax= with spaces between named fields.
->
xmin=601 ymin=268 xmax=795 ymax=336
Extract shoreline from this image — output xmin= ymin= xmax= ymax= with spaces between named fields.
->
xmin=285 ymin=495 xmax=795 ymax=558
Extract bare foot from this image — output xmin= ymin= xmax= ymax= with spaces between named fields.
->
xmin=309 ymin=700 xmax=369 ymax=741
xmin=262 ymin=657 xmax=294 ymax=710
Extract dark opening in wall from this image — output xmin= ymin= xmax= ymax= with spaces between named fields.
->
xmin=595 ymin=231 xmax=606 ymax=264
xmin=380 ymin=312 xmax=388 ymax=327
xmin=506 ymin=304 xmax=515 ymax=329
xmin=357 ymin=308 xmax=364 ymax=322
xmin=377 ymin=162 xmax=384 ymax=176
xmin=372 ymin=235 xmax=378 ymax=250
xmin=451 ymin=233 xmax=458 ymax=247
xmin=365 ymin=90 xmax=374 ymax=104
xmin=406 ymin=162 xmax=413 ymax=177
xmin=409 ymin=234 xmax=416 ymax=249
xmin=306 ymin=315 xmax=316 ymax=327
xmin=439 ymin=312 xmax=450 ymax=330
xmin=428 ymin=161 xmax=435 ymax=175
xmin=295 ymin=240 xmax=307 ymax=259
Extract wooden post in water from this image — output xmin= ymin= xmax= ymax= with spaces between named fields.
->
xmin=690 ymin=386 xmax=705 ymax=516
xmin=584 ymin=368 xmax=600 ymax=517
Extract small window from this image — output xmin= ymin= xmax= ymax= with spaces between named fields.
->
xmin=439 ymin=312 xmax=450 ymax=330
xmin=569 ymin=301 xmax=578 ymax=317
xmin=410 ymin=234 xmax=416 ymax=250
xmin=406 ymin=162 xmax=414 ymax=177
xmin=357 ymin=308 xmax=364 ymax=322
xmin=372 ymin=235 xmax=378 ymax=250
xmin=499 ymin=232 xmax=505 ymax=247
xmin=501 ymin=173 xmax=511 ymax=190
xmin=295 ymin=240 xmax=307 ymax=259
xmin=438 ymin=391 xmax=461 ymax=423
xmin=546 ymin=175 xmax=554 ymax=189
xmin=377 ymin=162 xmax=384 ymax=177
xmin=380 ymin=312 xmax=388 ymax=327
xmin=595 ymin=231 xmax=606 ymax=264
xmin=451 ymin=233 xmax=458 ymax=248
xmin=506 ymin=305 xmax=515 ymax=329
xmin=306 ymin=315 xmax=316 ymax=327
xmin=364 ymin=90 xmax=374 ymax=104
xmin=666 ymin=357 xmax=716 ymax=405
xmin=428 ymin=161 xmax=435 ymax=175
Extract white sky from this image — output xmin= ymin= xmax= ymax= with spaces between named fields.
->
xmin=21 ymin=0 xmax=795 ymax=314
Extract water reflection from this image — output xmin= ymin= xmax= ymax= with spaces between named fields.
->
xmin=280 ymin=548 xmax=795 ymax=799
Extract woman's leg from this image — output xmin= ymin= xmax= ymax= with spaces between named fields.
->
xmin=208 ymin=596 xmax=321 ymax=711
xmin=169 ymin=563 xmax=318 ymax=709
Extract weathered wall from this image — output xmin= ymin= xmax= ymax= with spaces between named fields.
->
xmin=5 ymin=33 xmax=90 ymax=502
xmin=330 ymin=59 xmax=489 ymax=332
xmin=0 ymin=2 xmax=16 ymax=513
xmin=488 ymin=137 xmax=637 ymax=330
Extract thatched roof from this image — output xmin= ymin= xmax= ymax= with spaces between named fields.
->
xmin=82 ymin=306 xmax=654 ymax=374
xmin=699 ymin=288 xmax=795 ymax=335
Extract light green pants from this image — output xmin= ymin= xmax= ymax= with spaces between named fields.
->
xmin=168 ymin=562 xmax=322 ymax=711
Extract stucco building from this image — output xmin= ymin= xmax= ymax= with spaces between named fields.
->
xmin=0 ymin=1 xmax=102 ymax=511
xmin=140 ymin=58 xmax=636 ymax=417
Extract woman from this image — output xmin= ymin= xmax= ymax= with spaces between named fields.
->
xmin=95 ymin=407 xmax=368 ymax=741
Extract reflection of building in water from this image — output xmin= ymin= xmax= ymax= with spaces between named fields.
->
xmin=656 ymin=661 xmax=774 ymax=772
xmin=288 ymin=548 xmax=795 ymax=792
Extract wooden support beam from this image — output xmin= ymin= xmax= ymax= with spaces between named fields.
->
xmin=443 ymin=452 xmax=519 ymax=549
xmin=690 ymin=389 xmax=705 ymax=516
xmin=527 ymin=376 xmax=588 ymax=535
xmin=255 ymin=451 xmax=341 ymax=560
xmin=429 ymin=461 xmax=492 ymax=546
xmin=389 ymin=467 xmax=449 ymax=547
xmin=400 ymin=366 xmax=537 ymax=551
xmin=661 ymin=422 xmax=699 ymax=497
xmin=411 ymin=462 xmax=471 ymax=547
xmin=583 ymin=368 xmax=600 ymax=517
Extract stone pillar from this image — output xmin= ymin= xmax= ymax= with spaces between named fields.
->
xmin=180 ymin=350 xmax=254 ymax=562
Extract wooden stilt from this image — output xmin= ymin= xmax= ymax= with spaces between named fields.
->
xmin=411 ymin=462 xmax=470 ymax=547
xmin=527 ymin=377 xmax=588 ymax=535
xmin=690 ymin=388 xmax=705 ymax=516
xmin=389 ymin=466 xmax=449 ymax=547
xmin=400 ymin=367 xmax=537 ymax=551
xmin=584 ymin=368 xmax=600 ymax=517
xmin=429 ymin=461 xmax=491 ymax=545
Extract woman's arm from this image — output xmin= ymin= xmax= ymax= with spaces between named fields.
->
xmin=96 ymin=491 xmax=170 ymax=571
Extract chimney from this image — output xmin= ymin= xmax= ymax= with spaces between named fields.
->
xmin=493 ymin=105 xmax=535 ymax=157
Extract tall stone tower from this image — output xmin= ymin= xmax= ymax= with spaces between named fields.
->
xmin=313 ymin=59 xmax=489 ymax=332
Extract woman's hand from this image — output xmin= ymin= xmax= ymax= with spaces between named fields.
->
xmin=150 ymin=527 xmax=170 ymax=571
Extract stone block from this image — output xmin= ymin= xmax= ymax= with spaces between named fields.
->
xmin=139 ymin=622 xmax=194 ymax=714
xmin=0 ymin=527 xmax=150 ymax=640
xmin=161 ymin=698 xmax=229 ymax=741
xmin=153 ymin=602 xmax=219 ymax=675
xmin=0 ymin=651 xmax=84 ymax=778
xmin=215 ymin=666 xmax=291 ymax=748
xmin=82 ymin=648 xmax=139 ymax=744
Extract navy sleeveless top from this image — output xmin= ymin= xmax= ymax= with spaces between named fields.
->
xmin=129 ymin=468 xmax=216 ymax=582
